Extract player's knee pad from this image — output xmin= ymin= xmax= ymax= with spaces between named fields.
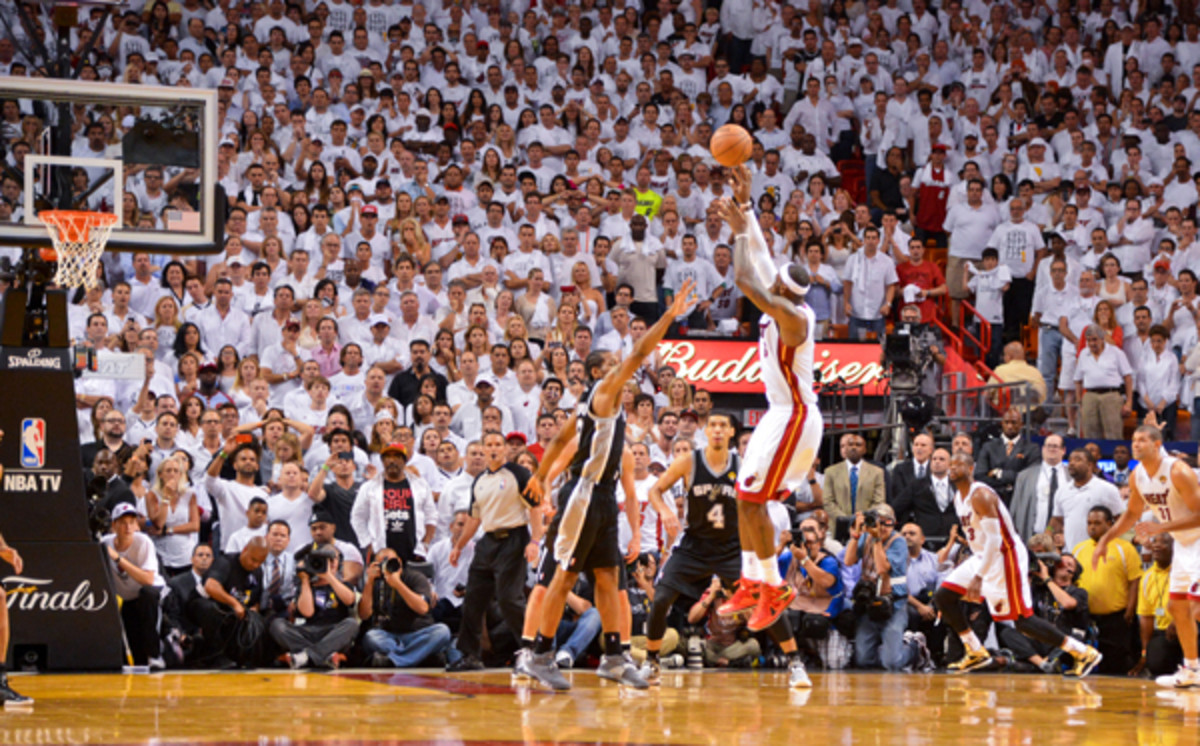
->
xmin=647 ymin=587 xmax=680 ymax=642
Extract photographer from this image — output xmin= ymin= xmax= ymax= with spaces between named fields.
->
xmin=888 ymin=305 xmax=946 ymax=398
xmin=784 ymin=517 xmax=849 ymax=668
xmin=360 ymin=548 xmax=457 ymax=668
xmin=689 ymin=577 xmax=760 ymax=667
xmin=302 ymin=509 xmax=364 ymax=589
xmin=845 ymin=505 xmax=928 ymax=672
xmin=270 ymin=533 xmax=360 ymax=669
xmin=999 ymin=553 xmax=1089 ymax=673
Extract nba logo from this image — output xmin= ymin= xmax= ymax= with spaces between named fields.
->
xmin=20 ymin=418 xmax=45 ymax=468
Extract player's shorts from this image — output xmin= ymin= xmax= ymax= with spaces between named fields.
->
xmin=544 ymin=478 xmax=622 ymax=574
xmin=940 ymin=549 xmax=1033 ymax=622
xmin=737 ymin=402 xmax=823 ymax=503
xmin=657 ymin=535 xmax=741 ymax=600
xmin=536 ymin=517 xmax=628 ymax=592
xmin=1169 ymin=537 xmax=1200 ymax=601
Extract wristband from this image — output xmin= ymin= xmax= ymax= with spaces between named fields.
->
xmin=808 ymin=479 xmax=818 ymax=485
xmin=217 ymin=450 xmax=226 ymax=460
xmin=321 ymin=464 xmax=331 ymax=472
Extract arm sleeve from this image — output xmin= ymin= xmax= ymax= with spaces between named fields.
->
xmin=740 ymin=209 xmax=780 ymax=286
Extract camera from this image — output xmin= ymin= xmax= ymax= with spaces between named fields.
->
xmin=884 ymin=321 xmax=933 ymax=393
xmin=299 ymin=544 xmax=338 ymax=576
xmin=862 ymin=509 xmax=879 ymax=529
xmin=382 ymin=557 xmax=401 ymax=574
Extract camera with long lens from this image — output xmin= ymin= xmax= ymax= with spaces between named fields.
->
xmin=298 ymin=544 xmax=338 ymax=576
xmin=382 ymin=557 xmax=401 ymax=574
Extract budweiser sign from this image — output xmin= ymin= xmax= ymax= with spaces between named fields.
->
xmin=657 ymin=340 xmax=887 ymax=395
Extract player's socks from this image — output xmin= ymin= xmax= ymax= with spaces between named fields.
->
xmin=742 ymin=551 xmax=762 ymax=581
xmin=760 ymin=557 xmax=783 ymax=586
xmin=646 ymin=649 xmax=660 ymax=663
xmin=521 ymin=637 xmax=534 ymax=650
xmin=621 ymin=642 xmax=631 ymax=654
xmin=603 ymin=633 xmax=622 ymax=657
xmin=1186 ymin=658 xmax=1200 ymax=669
xmin=1060 ymin=636 xmax=1088 ymax=657
xmin=960 ymin=631 xmax=984 ymax=653
xmin=534 ymin=633 xmax=555 ymax=655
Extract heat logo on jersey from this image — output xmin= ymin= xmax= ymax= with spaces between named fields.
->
xmin=20 ymin=418 xmax=45 ymax=469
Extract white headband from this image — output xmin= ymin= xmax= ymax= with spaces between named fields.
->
xmin=778 ymin=263 xmax=809 ymax=296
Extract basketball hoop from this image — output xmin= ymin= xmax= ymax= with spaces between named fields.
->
xmin=39 ymin=210 xmax=119 ymax=290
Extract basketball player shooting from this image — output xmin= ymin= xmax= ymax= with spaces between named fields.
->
xmin=712 ymin=165 xmax=822 ymax=635
xmin=1093 ymin=415 xmax=1200 ymax=688
xmin=937 ymin=452 xmax=1102 ymax=677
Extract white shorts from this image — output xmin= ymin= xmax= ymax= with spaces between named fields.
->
xmin=736 ymin=402 xmax=823 ymax=503
xmin=1058 ymin=344 xmax=1077 ymax=391
xmin=1169 ymin=537 xmax=1200 ymax=601
xmin=941 ymin=549 xmax=1033 ymax=622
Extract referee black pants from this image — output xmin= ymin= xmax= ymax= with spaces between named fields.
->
xmin=455 ymin=527 xmax=529 ymax=660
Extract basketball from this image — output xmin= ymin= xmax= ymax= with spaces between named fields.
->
xmin=711 ymin=124 xmax=753 ymax=167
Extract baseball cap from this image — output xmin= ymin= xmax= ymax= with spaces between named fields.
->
xmin=474 ymin=373 xmax=499 ymax=389
xmin=368 ymin=313 xmax=391 ymax=327
xmin=847 ymin=37 xmax=864 ymax=48
xmin=376 ymin=178 xmax=392 ymax=187
xmin=218 ymin=78 xmax=235 ymax=88
xmin=680 ymin=408 xmax=700 ymax=422
xmin=931 ymin=143 xmax=949 ymax=152
xmin=283 ymin=320 xmax=301 ymax=331
xmin=309 ymin=508 xmax=335 ymax=526
xmin=111 ymin=502 xmax=139 ymax=521
xmin=380 ymin=442 xmax=408 ymax=460
xmin=505 ymin=431 xmax=527 ymax=444
xmin=198 ymin=362 xmax=219 ymax=374
xmin=452 ymin=214 xmax=469 ymax=225
xmin=1155 ymin=258 xmax=1172 ymax=271
xmin=361 ymin=205 xmax=378 ymax=216
xmin=1027 ymin=137 xmax=1048 ymax=148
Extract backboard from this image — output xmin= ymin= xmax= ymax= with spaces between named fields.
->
xmin=0 ymin=77 xmax=224 ymax=255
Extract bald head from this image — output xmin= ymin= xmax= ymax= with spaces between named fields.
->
xmin=1003 ymin=341 xmax=1025 ymax=363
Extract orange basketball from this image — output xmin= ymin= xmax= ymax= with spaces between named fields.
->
xmin=711 ymin=124 xmax=752 ymax=167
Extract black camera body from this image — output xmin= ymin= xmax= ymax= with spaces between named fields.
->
xmin=863 ymin=509 xmax=879 ymax=529
xmin=383 ymin=557 xmax=402 ymax=574
xmin=299 ymin=544 xmax=339 ymax=576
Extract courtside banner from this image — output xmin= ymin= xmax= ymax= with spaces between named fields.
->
xmin=657 ymin=340 xmax=886 ymax=395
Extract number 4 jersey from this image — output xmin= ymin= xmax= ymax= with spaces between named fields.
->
xmin=682 ymin=448 xmax=740 ymax=545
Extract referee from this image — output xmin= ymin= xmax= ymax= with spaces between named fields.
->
xmin=447 ymin=431 xmax=542 ymax=670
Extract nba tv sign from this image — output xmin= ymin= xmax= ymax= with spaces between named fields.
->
xmin=3 ymin=418 xmax=61 ymax=493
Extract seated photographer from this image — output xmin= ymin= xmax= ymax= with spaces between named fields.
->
xmin=845 ymin=505 xmax=929 ymax=672
xmin=689 ymin=577 xmax=760 ymax=668
xmin=1131 ymin=534 xmax=1183 ymax=678
xmin=103 ymin=502 xmax=166 ymax=668
xmin=304 ymin=509 xmax=364 ymax=589
xmin=161 ymin=543 xmax=214 ymax=667
xmin=360 ymin=548 xmax=458 ymax=668
xmin=271 ymin=537 xmax=359 ymax=669
xmin=998 ymin=552 xmax=1089 ymax=673
xmin=902 ymin=523 xmax=942 ymax=665
xmin=188 ymin=537 xmax=269 ymax=668
xmin=783 ymin=517 xmax=849 ymax=668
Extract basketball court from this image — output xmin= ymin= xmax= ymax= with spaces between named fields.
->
xmin=0 ymin=670 xmax=1193 ymax=743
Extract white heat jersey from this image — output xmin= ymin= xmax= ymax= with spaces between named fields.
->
xmin=757 ymin=304 xmax=818 ymax=410
xmin=1135 ymin=454 xmax=1200 ymax=545
xmin=954 ymin=481 xmax=1026 ymax=556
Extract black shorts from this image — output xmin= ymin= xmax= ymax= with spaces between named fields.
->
xmin=657 ymin=535 xmax=742 ymax=600
xmin=537 ymin=479 xmax=622 ymax=579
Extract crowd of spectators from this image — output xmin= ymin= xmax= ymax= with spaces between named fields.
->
xmin=0 ymin=0 xmax=1196 ymax=676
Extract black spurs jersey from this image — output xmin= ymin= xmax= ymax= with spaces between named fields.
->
xmin=682 ymin=448 xmax=739 ymax=544
xmin=566 ymin=385 xmax=626 ymax=488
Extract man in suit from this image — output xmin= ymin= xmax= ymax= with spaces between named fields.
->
xmin=893 ymin=447 xmax=957 ymax=548
xmin=824 ymin=433 xmax=887 ymax=521
xmin=1009 ymin=433 xmax=1068 ymax=541
xmin=973 ymin=408 xmax=1039 ymax=506
xmin=889 ymin=432 xmax=934 ymax=517
xmin=161 ymin=543 xmax=215 ymax=666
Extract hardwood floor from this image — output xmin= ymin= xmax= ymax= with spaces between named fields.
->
xmin=0 ymin=669 xmax=1193 ymax=744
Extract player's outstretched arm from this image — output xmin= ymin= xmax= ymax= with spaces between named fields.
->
xmin=719 ymin=199 xmax=806 ymax=344
xmin=726 ymin=165 xmax=778 ymax=286
xmin=592 ymin=279 xmax=698 ymax=417
xmin=648 ymin=450 xmax=692 ymax=542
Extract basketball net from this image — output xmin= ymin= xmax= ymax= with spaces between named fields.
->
xmin=39 ymin=210 xmax=119 ymax=290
